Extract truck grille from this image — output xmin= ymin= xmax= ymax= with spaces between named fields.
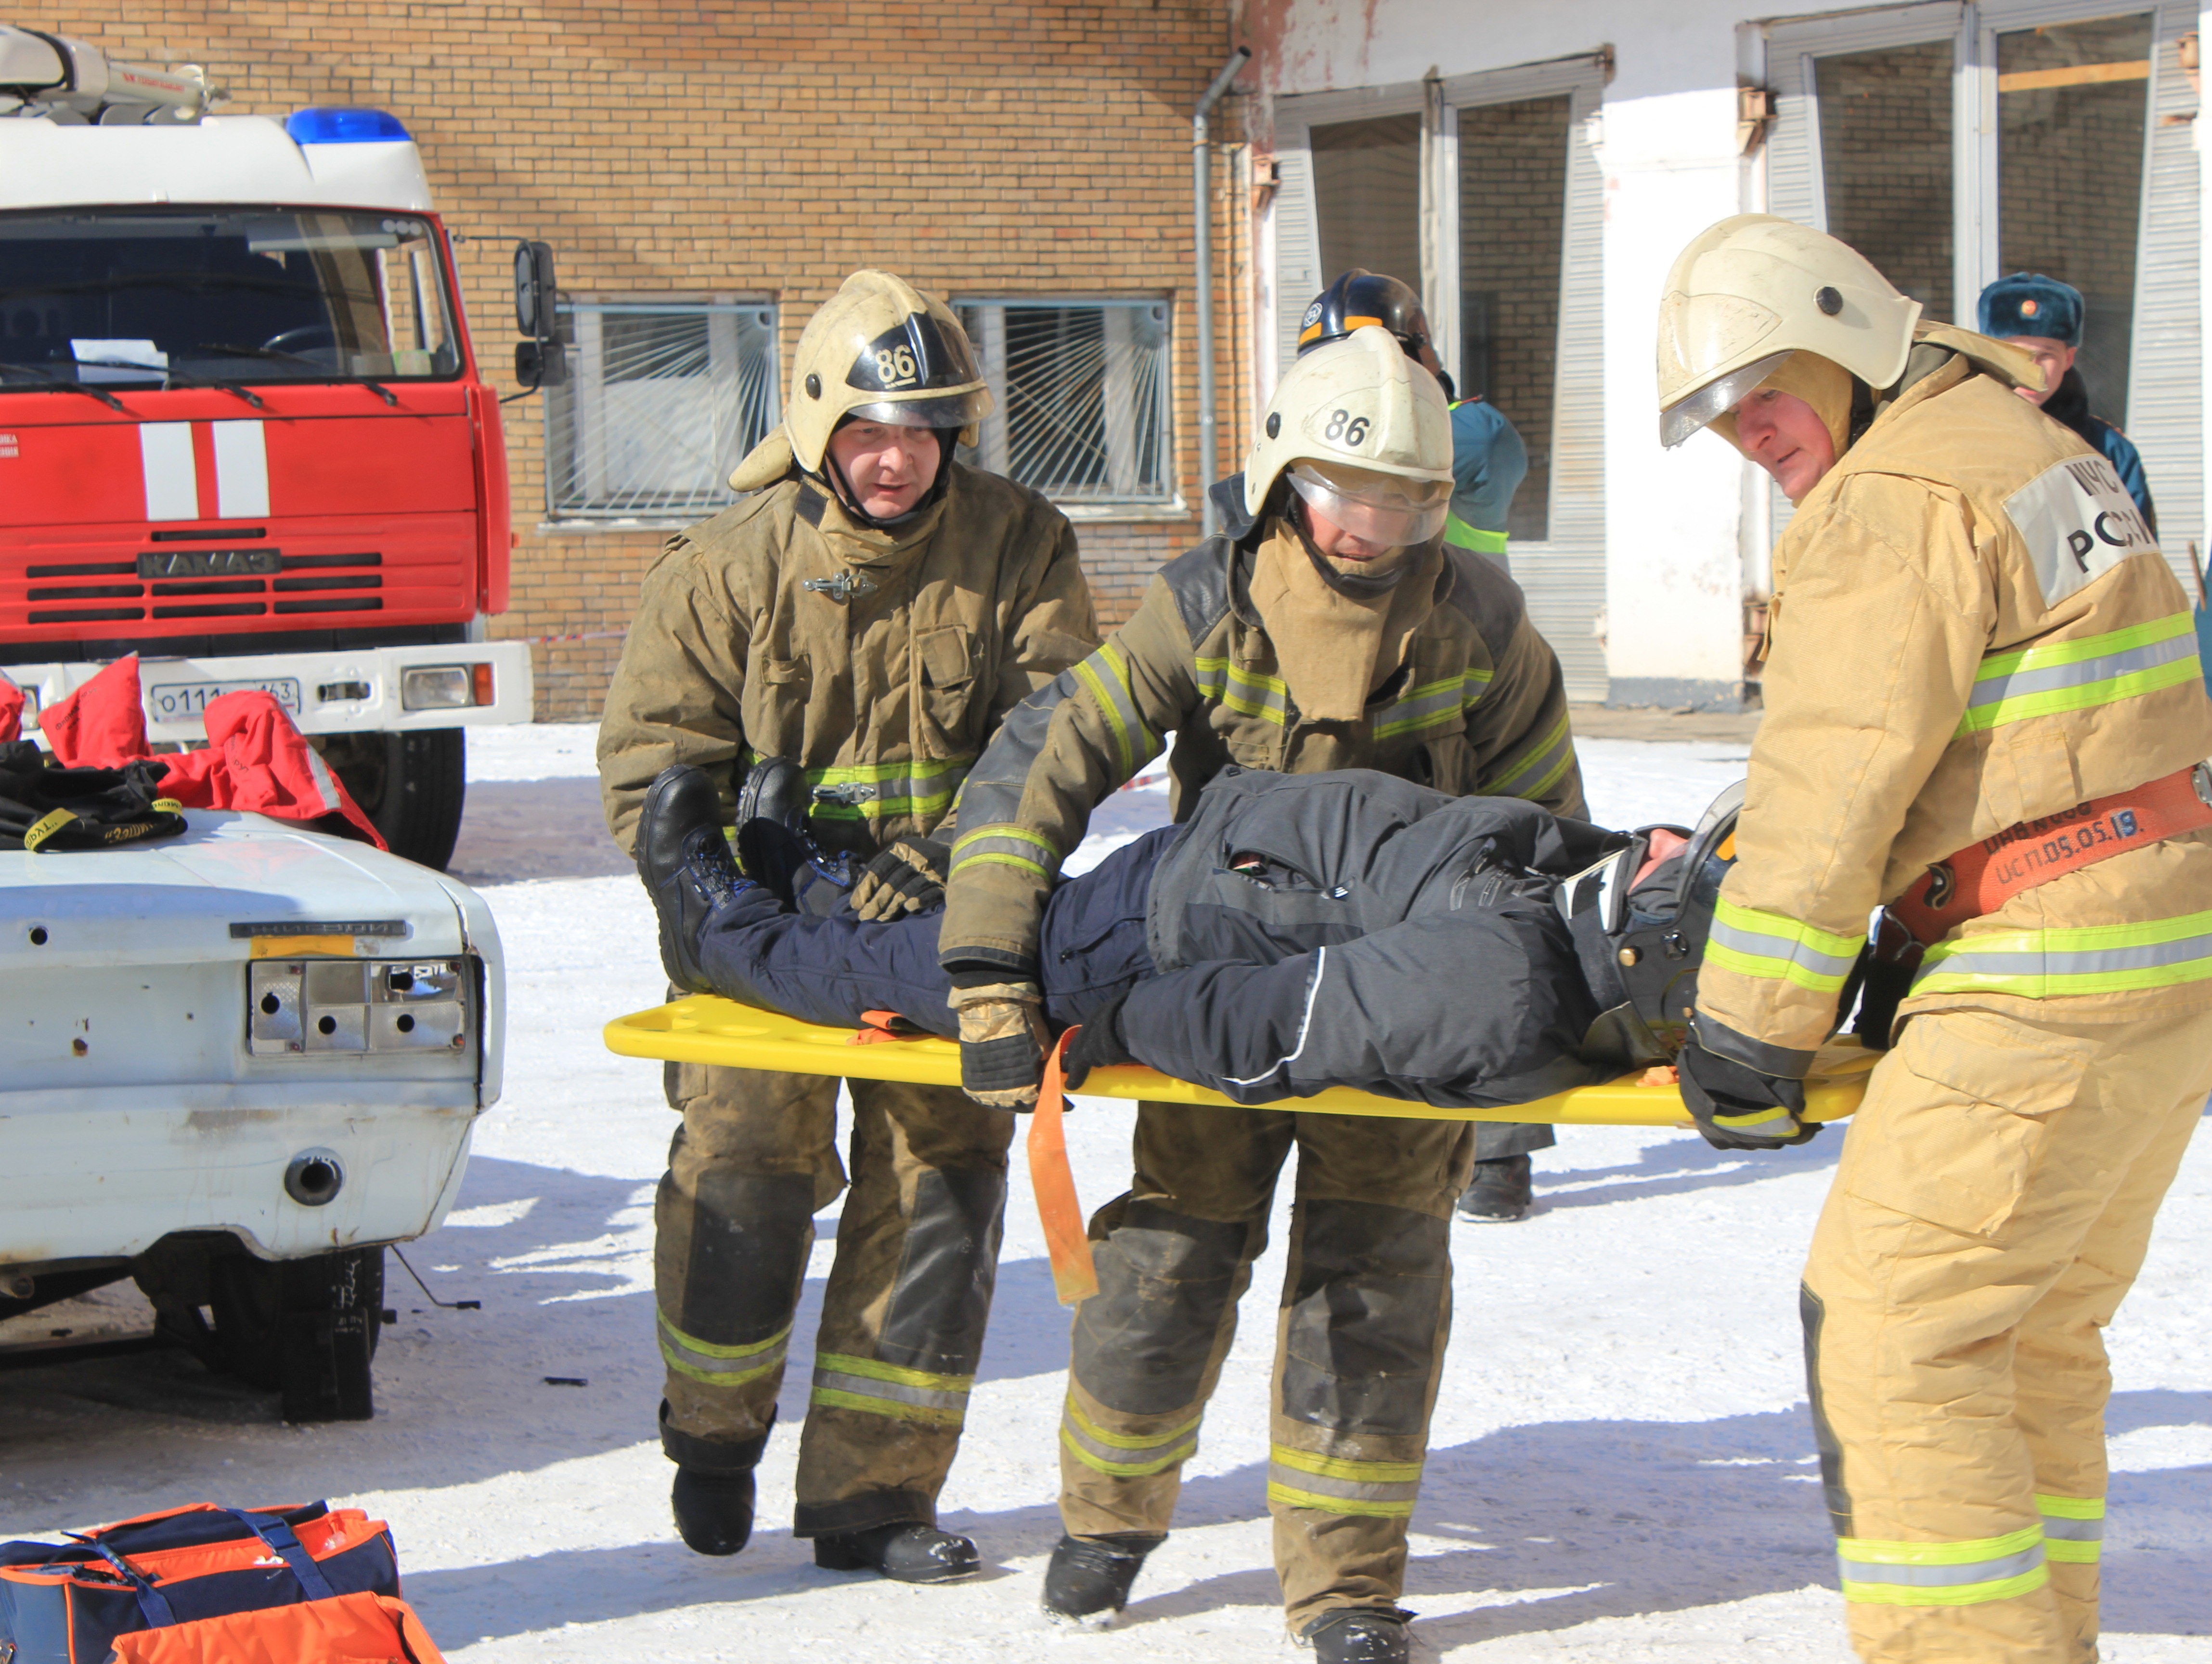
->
xmin=23 ymin=552 xmax=383 ymax=624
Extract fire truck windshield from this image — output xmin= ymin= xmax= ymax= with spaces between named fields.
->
xmin=0 ymin=208 xmax=462 ymax=390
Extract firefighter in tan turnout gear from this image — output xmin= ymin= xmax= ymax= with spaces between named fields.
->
xmin=597 ymin=271 xmax=1097 ymax=1581
xmin=936 ymin=326 xmax=1583 ymax=1663
xmin=1658 ymin=215 xmax=2212 ymax=1664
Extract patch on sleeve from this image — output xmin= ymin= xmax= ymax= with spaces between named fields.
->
xmin=2005 ymin=453 xmax=2160 ymax=607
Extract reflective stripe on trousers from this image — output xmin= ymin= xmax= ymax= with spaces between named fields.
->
xmin=1837 ymin=1523 xmax=2050 ymax=1607
xmin=1914 ymin=906 xmax=2212 ymax=998
xmin=810 ymin=1352 xmax=973 ymax=1427
xmin=1266 ymin=1445 xmax=1424 ymax=1519
xmin=659 ymin=1310 xmax=790 ymax=1389
xmin=1707 ymin=896 xmax=1867 ymax=994
xmin=1058 ymin=1393 xmax=1201 ymax=1478
xmin=1958 ymin=611 xmax=2200 ymax=736
xmin=2038 ymin=1493 xmax=2104 ymax=1564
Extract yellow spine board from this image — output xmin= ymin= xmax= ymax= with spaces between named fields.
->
xmin=604 ymin=996 xmax=1875 ymax=1126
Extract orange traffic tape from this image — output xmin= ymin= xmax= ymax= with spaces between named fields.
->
xmin=1029 ymin=1029 xmax=1099 ymax=1306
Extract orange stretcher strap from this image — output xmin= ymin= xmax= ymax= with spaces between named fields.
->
xmin=850 ymin=1010 xmax=920 ymax=1045
xmin=1029 ymin=1029 xmax=1099 ymax=1307
xmin=1893 ymin=762 xmax=2212 ymax=944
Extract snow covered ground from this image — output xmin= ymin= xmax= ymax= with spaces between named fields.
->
xmin=4 ymin=725 xmax=2207 ymax=1662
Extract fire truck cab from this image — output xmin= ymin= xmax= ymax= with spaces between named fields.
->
xmin=0 ymin=28 xmax=532 ymax=868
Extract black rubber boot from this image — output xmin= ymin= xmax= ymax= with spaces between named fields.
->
xmin=813 ymin=1521 xmax=981 ymax=1584
xmin=1302 ymin=1606 xmax=1413 ymax=1663
xmin=1454 ymin=1153 xmax=1534 ymax=1223
xmin=1040 ymin=1531 xmax=1164 ymax=1627
xmin=660 ymin=1403 xmax=768 ymax=1558
xmin=735 ymin=755 xmax=809 ymax=838
xmin=637 ymin=765 xmax=750 ymax=993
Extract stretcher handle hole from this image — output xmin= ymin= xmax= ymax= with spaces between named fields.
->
xmin=28 ymin=926 xmax=47 ymax=946
xmin=396 ymin=1013 xmax=415 ymax=1033
xmin=317 ymin=1014 xmax=337 ymax=1036
xmin=261 ymin=992 xmax=282 ymax=1014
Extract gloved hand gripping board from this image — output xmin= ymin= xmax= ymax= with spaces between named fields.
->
xmin=607 ymin=997 xmax=1874 ymax=1304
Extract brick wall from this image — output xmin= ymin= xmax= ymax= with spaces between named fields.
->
xmin=35 ymin=3 xmax=1249 ymax=717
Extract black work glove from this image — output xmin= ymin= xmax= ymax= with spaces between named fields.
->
xmin=1061 ymin=992 xmax=1136 ymax=1091
xmin=852 ymin=836 xmax=950 ymax=921
xmin=1677 ymin=1040 xmax=1820 ymax=1151
xmin=1850 ymin=910 xmax=1924 ymax=1051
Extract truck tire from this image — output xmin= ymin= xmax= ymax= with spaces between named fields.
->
xmin=320 ymin=729 xmax=467 ymax=871
xmin=207 ymin=1247 xmax=383 ymax=1423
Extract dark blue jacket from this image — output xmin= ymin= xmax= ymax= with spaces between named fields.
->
xmin=2045 ymin=368 xmax=2156 ymax=536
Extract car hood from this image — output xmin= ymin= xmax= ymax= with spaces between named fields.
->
xmin=0 ymin=810 xmax=470 ymax=968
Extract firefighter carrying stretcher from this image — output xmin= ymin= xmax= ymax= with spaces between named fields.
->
xmin=931 ymin=327 xmax=1582 ymax=1661
xmin=596 ymin=271 xmax=1097 ymax=1582
xmin=1656 ymin=214 xmax=2212 ymax=1664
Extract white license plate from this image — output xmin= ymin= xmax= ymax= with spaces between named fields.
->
xmin=147 ymin=676 xmax=303 ymax=721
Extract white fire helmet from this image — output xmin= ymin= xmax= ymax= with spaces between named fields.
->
xmin=1244 ymin=325 xmax=1453 ymax=545
xmin=1656 ymin=215 xmax=1922 ymax=448
xmin=785 ymin=270 xmax=994 ymax=473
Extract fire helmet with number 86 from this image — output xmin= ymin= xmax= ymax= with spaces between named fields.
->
xmin=1243 ymin=325 xmax=1453 ymax=547
xmin=783 ymin=269 xmax=995 ymax=474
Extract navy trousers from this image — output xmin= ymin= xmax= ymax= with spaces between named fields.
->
xmin=695 ymin=826 xmax=1174 ymax=1037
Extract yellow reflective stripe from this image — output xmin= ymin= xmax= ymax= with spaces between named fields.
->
xmin=1914 ymin=907 xmax=2212 ymax=998
xmin=1194 ymin=654 xmax=1291 ymax=725
xmin=1373 ymin=675 xmax=1468 ymax=741
xmin=1443 ymin=512 xmax=1508 ymax=554
xmin=1976 ymin=612 xmax=2191 ymax=680
xmin=1480 ymin=709 xmax=1576 ymax=801
xmin=1058 ymin=1396 xmax=1203 ymax=1477
xmin=1838 ymin=1525 xmax=2048 ymax=1606
xmin=809 ymin=1352 xmax=972 ymax=1427
xmin=1266 ymin=1483 xmax=1417 ymax=1519
xmin=735 ymin=748 xmax=973 ymax=822
xmin=657 ymin=1314 xmax=791 ymax=1388
xmin=1269 ymin=1447 xmax=1424 ymax=1484
xmin=959 ymin=852 xmax=1054 ymax=880
xmin=1713 ymin=1105 xmax=1795 ymax=1130
xmin=1959 ymin=612 xmax=2199 ymax=736
xmin=949 ymin=825 xmax=1061 ymax=877
xmin=2035 ymin=1494 xmax=2105 ymax=1521
xmin=1707 ymin=897 xmax=1865 ymax=993
xmin=1073 ymin=641 xmax=1155 ymax=777
xmin=1267 ymin=1444 xmax=1423 ymax=1517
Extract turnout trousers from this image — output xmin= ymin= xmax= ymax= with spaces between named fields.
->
xmin=1059 ymin=1100 xmax=1477 ymax=1632
xmin=1803 ymin=1001 xmax=2212 ymax=1664
xmin=656 ymin=1058 xmax=1013 ymax=1537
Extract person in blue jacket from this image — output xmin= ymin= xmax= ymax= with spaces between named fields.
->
xmin=1441 ymin=383 xmax=1529 ymax=576
xmin=1978 ymin=272 xmax=2157 ymax=534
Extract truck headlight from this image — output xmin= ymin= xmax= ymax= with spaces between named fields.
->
xmin=401 ymin=665 xmax=473 ymax=710
xmin=250 ymin=958 xmax=474 ymax=1057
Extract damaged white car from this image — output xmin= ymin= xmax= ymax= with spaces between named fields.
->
xmin=0 ymin=810 xmax=503 ymax=1420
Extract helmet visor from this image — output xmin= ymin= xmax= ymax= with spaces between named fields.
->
xmin=846 ymin=388 xmax=993 ymax=431
xmin=1288 ymin=462 xmax=1449 ymax=547
xmin=1659 ymin=350 xmax=1794 ymax=449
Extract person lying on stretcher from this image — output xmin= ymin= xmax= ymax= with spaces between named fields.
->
xmin=635 ymin=758 xmax=1746 ymax=1113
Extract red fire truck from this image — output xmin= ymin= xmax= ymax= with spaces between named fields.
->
xmin=0 ymin=28 xmax=536 ymax=867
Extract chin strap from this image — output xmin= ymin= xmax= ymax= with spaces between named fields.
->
xmin=1030 ymin=1028 xmax=1099 ymax=1306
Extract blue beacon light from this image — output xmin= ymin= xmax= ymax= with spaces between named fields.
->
xmin=285 ymin=107 xmax=411 ymax=144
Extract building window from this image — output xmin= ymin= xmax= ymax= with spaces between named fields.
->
xmin=1310 ymin=116 xmax=1422 ymax=291
xmin=955 ymin=299 xmax=1171 ymax=504
xmin=1814 ymin=41 xmax=1956 ymax=325
xmin=1996 ymin=13 xmax=2155 ymax=423
xmin=1457 ymin=93 xmax=1571 ymax=543
xmin=545 ymin=300 xmax=777 ymax=522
